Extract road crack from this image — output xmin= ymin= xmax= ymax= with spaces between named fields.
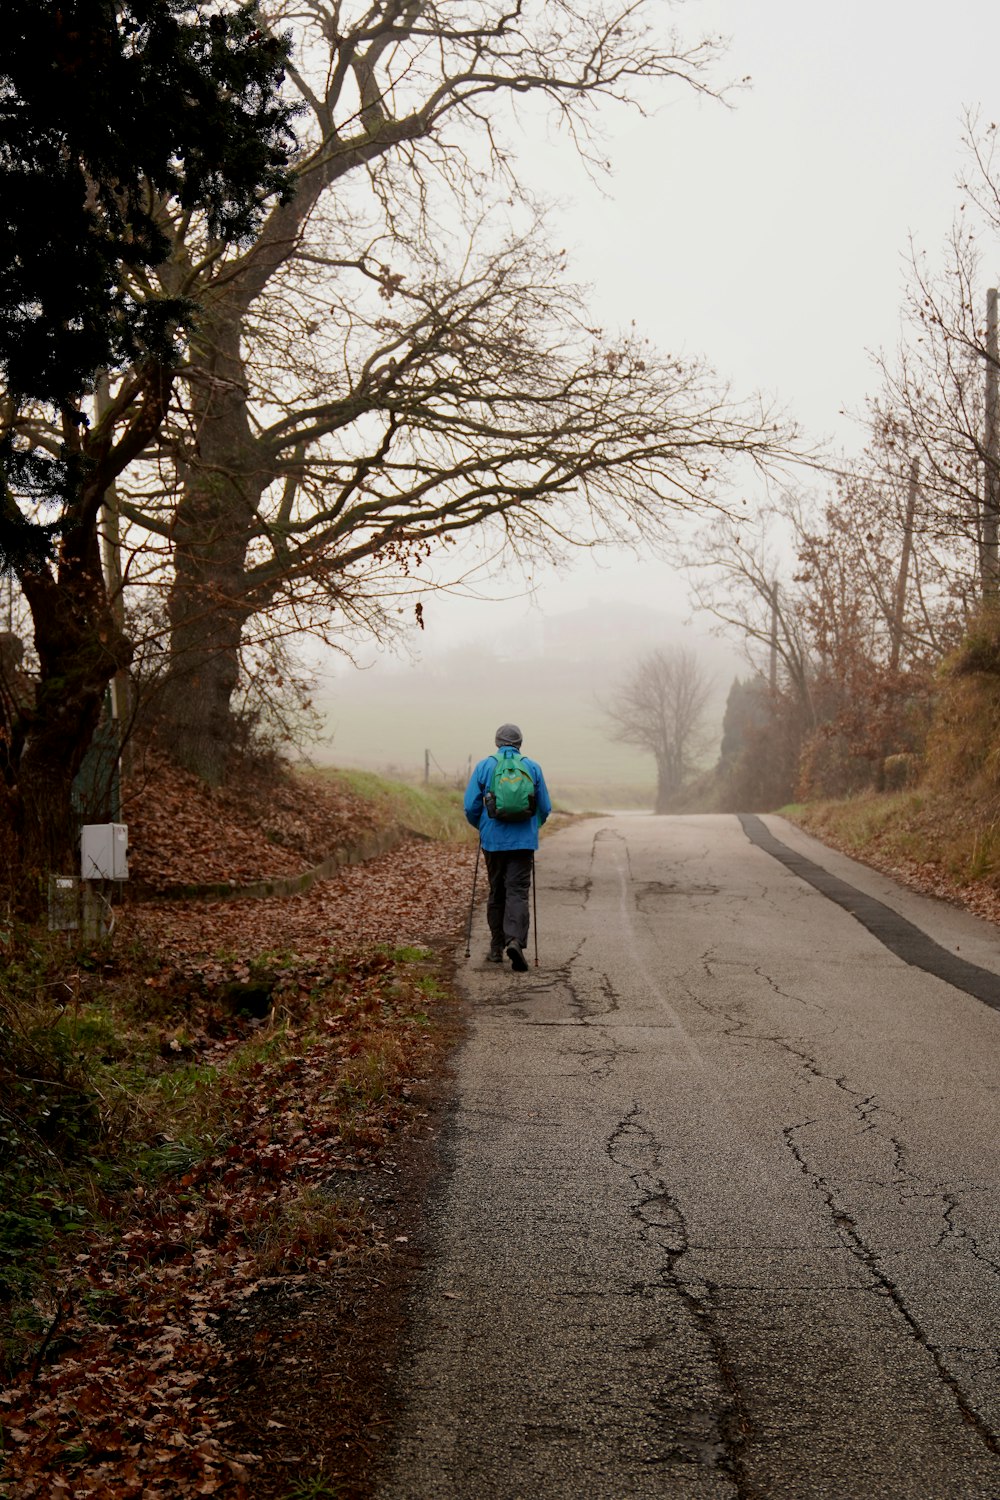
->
xmin=607 ymin=1104 xmax=759 ymax=1497
xmin=783 ymin=1118 xmax=1000 ymax=1457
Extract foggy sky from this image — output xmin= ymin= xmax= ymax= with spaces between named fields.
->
xmin=316 ymin=0 xmax=1000 ymax=773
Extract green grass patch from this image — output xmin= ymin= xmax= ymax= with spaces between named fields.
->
xmin=248 ymin=1186 xmax=366 ymax=1278
xmin=281 ymin=1469 xmax=346 ymax=1500
xmin=788 ymin=791 xmax=928 ymax=855
xmin=552 ymin=779 xmax=655 ymax=812
xmin=791 ymin=791 xmax=916 ymax=850
xmin=308 ymin=766 xmax=473 ymax=842
xmin=380 ymin=944 xmax=434 ymax=963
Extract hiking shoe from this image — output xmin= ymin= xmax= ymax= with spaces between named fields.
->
xmin=506 ymin=939 xmax=528 ymax=972
xmin=486 ymin=946 xmax=504 ymax=964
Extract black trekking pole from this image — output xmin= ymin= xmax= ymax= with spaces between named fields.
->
xmin=464 ymin=841 xmax=482 ymax=959
xmin=532 ymin=852 xmax=539 ymax=967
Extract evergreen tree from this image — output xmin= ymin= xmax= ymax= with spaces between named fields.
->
xmin=0 ymin=0 xmax=296 ymax=896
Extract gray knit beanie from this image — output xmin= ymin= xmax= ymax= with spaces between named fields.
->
xmin=495 ymin=723 xmax=523 ymax=747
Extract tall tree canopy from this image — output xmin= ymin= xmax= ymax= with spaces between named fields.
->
xmin=1 ymin=0 xmax=293 ymax=407
xmin=90 ymin=0 xmax=793 ymax=780
xmin=0 ymin=0 xmax=296 ymax=890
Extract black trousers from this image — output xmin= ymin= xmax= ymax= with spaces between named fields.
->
xmin=484 ymin=849 xmax=533 ymax=949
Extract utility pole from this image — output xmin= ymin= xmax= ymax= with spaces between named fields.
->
xmin=889 ymin=458 xmax=919 ymax=674
xmin=983 ymin=288 xmax=1000 ymax=602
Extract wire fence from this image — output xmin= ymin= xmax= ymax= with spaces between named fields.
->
xmin=423 ymin=749 xmax=473 ymax=788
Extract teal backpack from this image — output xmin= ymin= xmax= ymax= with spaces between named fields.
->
xmin=485 ymin=752 xmax=536 ymax=822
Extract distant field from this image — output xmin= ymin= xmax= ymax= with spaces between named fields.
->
xmin=306 ymin=609 xmax=731 ymax=812
xmin=309 ymin=676 xmax=662 ymax=810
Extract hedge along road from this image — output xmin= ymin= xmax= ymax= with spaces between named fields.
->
xmin=377 ymin=814 xmax=1000 ymax=1500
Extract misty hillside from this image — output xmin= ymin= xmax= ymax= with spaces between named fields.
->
xmin=311 ymin=602 xmax=747 ymax=808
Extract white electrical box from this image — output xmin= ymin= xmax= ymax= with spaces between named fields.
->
xmin=81 ymin=823 xmax=129 ymax=881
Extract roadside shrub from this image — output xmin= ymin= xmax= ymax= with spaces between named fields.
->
xmin=883 ymin=752 xmax=921 ymax=790
xmin=949 ymin=607 xmax=1000 ymax=678
xmin=798 ymin=729 xmax=875 ymax=800
xmin=924 ymin=662 xmax=1000 ymax=792
xmin=797 ymin=670 xmax=933 ymax=801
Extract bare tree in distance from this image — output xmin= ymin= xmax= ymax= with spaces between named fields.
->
xmin=669 ymin=117 xmax=1000 ymax=807
xmin=684 ymin=483 xmax=961 ymax=801
xmin=684 ymin=117 xmax=1000 ymax=706
xmin=683 ymin=504 xmax=815 ymax=725
xmin=604 ymin=647 xmax=713 ymax=813
xmin=866 ymin=232 xmax=985 ymax=579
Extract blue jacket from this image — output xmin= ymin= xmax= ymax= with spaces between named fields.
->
xmin=464 ymin=746 xmax=552 ymax=851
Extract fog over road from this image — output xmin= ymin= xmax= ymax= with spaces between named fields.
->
xmin=378 ymin=815 xmax=1000 ymax=1499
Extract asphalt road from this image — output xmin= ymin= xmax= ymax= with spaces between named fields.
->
xmin=377 ymin=814 xmax=1000 ymax=1500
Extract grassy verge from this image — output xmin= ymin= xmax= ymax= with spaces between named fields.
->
xmin=0 ymin=927 xmax=458 ymax=1495
xmin=785 ymin=787 xmax=1000 ymax=892
xmin=307 ymin=766 xmax=474 ymax=843
xmin=552 ymin=780 xmax=655 ymax=813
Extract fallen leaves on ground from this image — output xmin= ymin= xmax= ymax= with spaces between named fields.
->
xmin=877 ymin=853 xmax=1000 ymax=920
xmin=126 ymin=839 xmax=476 ymax=966
xmin=2 ymin=757 xmax=479 ymax=1500
xmin=0 ymin=934 xmax=465 ymax=1499
xmin=123 ymin=749 xmax=384 ymax=892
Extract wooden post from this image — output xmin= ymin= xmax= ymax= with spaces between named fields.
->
xmin=80 ymin=882 xmax=108 ymax=944
xmin=424 ymin=748 xmax=430 ymax=785
xmin=889 ymin=457 xmax=919 ymax=673
xmin=983 ymin=288 xmax=1000 ymax=601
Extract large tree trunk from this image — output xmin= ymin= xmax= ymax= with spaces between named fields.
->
xmin=158 ymin=172 xmax=326 ymax=783
xmin=654 ymin=758 xmax=674 ymax=815
xmin=158 ymin=601 xmax=250 ymax=783
xmin=13 ymin=540 xmax=131 ymax=908
xmin=160 ymin=306 xmax=264 ymax=782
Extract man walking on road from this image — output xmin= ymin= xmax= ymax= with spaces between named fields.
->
xmin=464 ymin=724 xmax=551 ymax=971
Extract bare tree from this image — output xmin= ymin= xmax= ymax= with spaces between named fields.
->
xmin=685 ymin=482 xmax=956 ymax=800
xmin=674 ymin=117 xmax=1000 ymax=805
xmin=604 ymin=647 xmax=713 ymax=812
xmin=684 ymin=504 xmax=815 ymax=722
xmin=862 ymin=114 xmax=1000 ymax=604
xmin=105 ymin=0 xmax=797 ymax=782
